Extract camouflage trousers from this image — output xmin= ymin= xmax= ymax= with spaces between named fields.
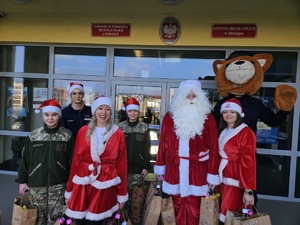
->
xmin=125 ymin=174 xmax=149 ymax=225
xmin=29 ymin=183 xmax=66 ymax=225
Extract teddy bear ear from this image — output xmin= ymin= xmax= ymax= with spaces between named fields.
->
xmin=213 ymin=59 xmax=225 ymax=74
xmin=252 ymin=53 xmax=273 ymax=72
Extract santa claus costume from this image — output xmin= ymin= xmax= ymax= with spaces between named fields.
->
xmin=218 ymin=98 xmax=256 ymax=222
xmin=154 ymin=80 xmax=220 ymax=225
xmin=65 ymin=97 xmax=128 ymax=222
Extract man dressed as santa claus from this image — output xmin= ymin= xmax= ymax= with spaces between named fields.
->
xmin=155 ymin=80 xmax=220 ymax=225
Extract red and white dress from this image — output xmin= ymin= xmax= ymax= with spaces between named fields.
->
xmin=65 ymin=124 xmax=128 ymax=221
xmin=218 ymin=123 xmax=256 ymax=222
xmin=154 ymin=112 xmax=220 ymax=225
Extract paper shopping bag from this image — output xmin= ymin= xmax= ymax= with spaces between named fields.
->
xmin=241 ymin=212 xmax=272 ymax=225
xmin=161 ymin=193 xmax=175 ymax=225
xmin=225 ymin=210 xmax=272 ymax=225
xmin=143 ymin=182 xmax=162 ymax=225
xmin=224 ymin=210 xmax=243 ymax=225
xmin=199 ymin=194 xmax=220 ymax=225
xmin=11 ymin=195 xmax=37 ymax=225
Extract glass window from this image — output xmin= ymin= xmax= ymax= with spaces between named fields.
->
xmin=0 ymin=45 xmax=49 ymax=73
xmin=295 ymin=157 xmax=300 ymax=198
xmin=254 ymin=88 xmax=293 ymax=150
xmin=0 ymin=77 xmax=48 ymax=132
xmin=249 ymin=51 xmax=297 ymax=82
xmin=257 ymin=154 xmax=290 ymax=197
xmin=114 ymin=84 xmax=162 ymax=165
xmin=0 ymin=136 xmax=26 ymax=172
xmin=53 ymin=80 xmax=105 ymax=107
xmin=114 ymin=49 xmax=225 ymax=79
xmin=54 ymin=47 xmax=106 ymax=75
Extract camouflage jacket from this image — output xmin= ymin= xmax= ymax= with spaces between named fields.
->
xmin=118 ymin=120 xmax=152 ymax=174
xmin=17 ymin=124 xmax=74 ymax=187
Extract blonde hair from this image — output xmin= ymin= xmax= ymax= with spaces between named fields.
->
xmin=86 ymin=115 xmax=112 ymax=140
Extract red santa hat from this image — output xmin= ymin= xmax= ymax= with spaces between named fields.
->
xmin=35 ymin=99 xmax=62 ymax=117
xmin=220 ymin=98 xmax=245 ymax=117
xmin=68 ymin=82 xmax=84 ymax=95
xmin=125 ymin=97 xmax=140 ymax=112
xmin=91 ymin=96 xmax=113 ymax=114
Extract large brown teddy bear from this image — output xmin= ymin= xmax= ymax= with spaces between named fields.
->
xmin=212 ymin=51 xmax=297 ymax=134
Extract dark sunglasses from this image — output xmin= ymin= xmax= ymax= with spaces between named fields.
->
xmin=72 ymin=92 xmax=83 ymax=95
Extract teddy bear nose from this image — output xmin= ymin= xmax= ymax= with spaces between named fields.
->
xmin=234 ymin=60 xmax=245 ymax=65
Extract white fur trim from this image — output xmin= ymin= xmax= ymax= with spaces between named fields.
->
xmin=88 ymin=164 xmax=95 ymax=171
xmin=91 ymin=176 xmax=121 ymax=189
xmin=117 ymin=193 xmax=129 ymax=203
xmin=223 ymin=176 xmax=240 ymax=187
xmin=42 ymin=106 xmax=62 ymax=117
xmin=199 ymin=150 xmax=210 ymax=162
xmin=220 ymin=101 xmax=244 ymax=117
xmin=179 ymin=138 xmax=190 ymax=197
xmin=86 ymin=203 xmax=119 ymax=221
xmin=91 ymin=97 xmax=113 ymax=114
xmin=126 ymin=104 xmax=140 ymax=112
xmin=162 ymin=180 xmax=209 ymax=196
xmin=65 ymin=208 xmax=87 ymax=220
xmin=69 ymin=84 xmax=84 ymax=95
xmin=64 ymin=191 xmax=72 ymax=199
xmin=219 ymin=213 xmax=226 ymax=222
xmin=154 ymin=165 xmax=166 ymax=175
xmin=207 ymin=173 xmax=220 ymax=185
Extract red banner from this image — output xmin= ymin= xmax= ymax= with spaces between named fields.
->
xmin=211 ymin=24 xmax=257 ymax=38
xmin=91 ymin=23 xmax=131 ymax=37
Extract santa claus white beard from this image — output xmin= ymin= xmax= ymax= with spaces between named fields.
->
xmin=172 ymin=100 xmax=209 ymax=140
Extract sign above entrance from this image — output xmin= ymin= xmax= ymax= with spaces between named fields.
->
xmin=159 ymin=16 xmax=181 ymax=45
xmin=91 ymin=23 xmax=131 ymax=37
xmin=211 ymin=23 xmax=257 ymax=38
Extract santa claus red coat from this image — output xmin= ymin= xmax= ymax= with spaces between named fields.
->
xmin=155 ymin=112 xmax=220 ymax=225
xmin=65 ymin=124 xmax=128 ymax=221
xmin=218 ymin=123 xmax=256 ymax=222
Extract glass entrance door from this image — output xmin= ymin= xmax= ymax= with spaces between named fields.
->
xmin=112 ymin=82 xmax=167 ymax=170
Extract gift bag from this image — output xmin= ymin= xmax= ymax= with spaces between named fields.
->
xmin=199 ymin=194 xmax=220 ymax=225
xmin=241 ymin=212 xmax=272 ymax=225
xmin=11 ymin=195 xmax=37 ymax=225
xmin=143 ymin=182 xmax=162 ymax=225
xmin=161 ymin=193 xmax=175 ymax=225
xmin=224 ymin=211 xmax=243 ymax=225
xmin=225 ymin=209 xmax=272 ymax=225
xmin=130 ymin=182 xmax=149 ymax=224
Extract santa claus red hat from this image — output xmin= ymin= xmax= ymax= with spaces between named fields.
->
xmin=125 ymin=97 xmax=140 ymax=112
xmin=91 ymin=96 xmax=113 ymax=114
xmin=35 ymin=99 xmax=62 ymax=117
xmin=220 ymin=98 xmax=245 ymax=117
xmin=68 ymin=82 xmax=84 ymax=95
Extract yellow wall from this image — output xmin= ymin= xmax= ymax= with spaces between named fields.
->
xmin=1 ymin=12 xmax=300 ymax=48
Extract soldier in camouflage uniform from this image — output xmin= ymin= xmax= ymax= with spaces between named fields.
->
xmin=17 ymin=99 xmax=74 ymax=225
xmin=118 ymin=97 xmax=152 ymax=225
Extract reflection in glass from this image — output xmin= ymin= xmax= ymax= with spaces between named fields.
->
xmin=257 ymin=51 xmax=297 ymax=82
xmin=257 ymin=154 xmax=289 ymax=196
xmin=0 ymin=136 xmax=27 ymax=172
xmin=295 ymin=158 xmax=300 ymax=198
xmin=114 ymin=85 xmax=162 ymax=159
xmin=254 ymin=88 xmax=293 ymax=150
xmin=54 ymin=47 xmax=106 ymax=75
xmin=53 ymin=80 xmax=105 ymax=107
xmin=0 ymin=77 xmax=48 ymax=131
xmin=114 ymin=49 xmax=225 ymax=79
xmin=0 ymin=45 xmax=49 ymax=73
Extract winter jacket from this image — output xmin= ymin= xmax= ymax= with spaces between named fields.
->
xmin=118 ymin=120 xmax=152 ymax=174
xmin=61 ymin=104 xmax=92 ymax=139
xmin=17 ymin=124 xmax=74 ymax=187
